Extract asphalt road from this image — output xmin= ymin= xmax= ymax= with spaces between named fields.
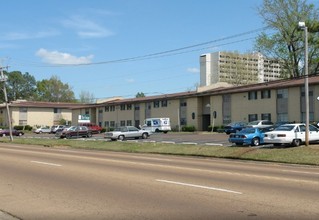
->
xmin=0 ymin=143 xmax=318 ymax=220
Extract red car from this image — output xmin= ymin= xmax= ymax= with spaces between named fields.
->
xmin=79 ymin=123 xmax=103 ymax=134
xmin=0 ymin=129 xmax=24 ymax=137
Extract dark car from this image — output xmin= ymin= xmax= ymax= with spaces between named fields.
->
xmin=228 ymin=127 xmax=273 ymax=146
xmin=57 ymin=126 xmax=92 ymax=139
xmin=0 ymin=129 xmax=24 ymax=137
xmin=224 ymin=122 xmax=247 ymax=134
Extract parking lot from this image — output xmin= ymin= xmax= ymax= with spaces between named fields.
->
xmin=24 ymin=131 xmax=232 ymax=146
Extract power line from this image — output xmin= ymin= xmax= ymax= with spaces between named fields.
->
xmin=15 ymin=26 xmax=269 ymax=68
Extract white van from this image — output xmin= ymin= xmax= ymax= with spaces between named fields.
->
xmin=142 ymin=118 xmax=171 ymax=133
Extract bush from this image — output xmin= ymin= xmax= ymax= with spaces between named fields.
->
xmin=208 ymin=125 xmax=225 ymax=132
xmin=13 ymin=125 xmax=33 ymax=131
xmin=182 ymin=125 xmax=196 ymax=132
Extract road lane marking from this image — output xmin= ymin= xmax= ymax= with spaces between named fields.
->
xmin=31 ymin=161 xmax=62 ymax=167
xmin=281 ymin=170 xmax=319 ymax=175
xmin=156 ymin=179 xmax=242 ymax=194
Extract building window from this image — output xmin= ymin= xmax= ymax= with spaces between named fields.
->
xmin=261 ymin=90 xmax=271 ymax=99
xmin=161 ymin=100 xmax=168 ymax=107
xmin=85 ymin=109 xmax=89 ymax=115
xmin=154 ymin=101 xmax=160 ymax=108
xmin=120 ymin=120 xmax=125 ymax=126
xmin=248 ymin=114 xmax=258 ymax=122
xmin=19 ymin=107 xmax=27 ymax=113
xmin=277 ymin=113 xmax=288 ymax=122
xmin=180 ymin=102 xmax=187 ymax=107
xmin=134 ymin=104 xmax=140 ymax=110
xmin=110 ymin=106 xmax=115 ymax=111
xmin=105 ymin=121 xmax=109 ymax=127
xmin=277 ymin=89 xmax=288 ymax=99
xmin=127 ymin=104 xmax=132 ymax=110
xmin=110 ymin=121 xmax=115 ymax=128
xmin=54 ymin=108 xmax=61 ymax=113
xmin=120 ymin=104 xmax=126 ymax=111
xmin=105 ymin=106 xmax=109 ymax=112
xmin=261 ymin=113 xmax=271 ymax=121
xmin=98 ymin=108 xmax=103 ymax=113
xmin=19 ymin=120 xmax=27 ymax=125
xmin=127 ymin=120 xmax=132 ymax=126
xmin=248 ymin=91 xmax=257 ymax=100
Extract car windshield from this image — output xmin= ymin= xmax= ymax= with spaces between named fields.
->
xmin=240 ymin=128 xmax=256 ymax=134
xmin=274 ymin=125 xmax=295 ymax=131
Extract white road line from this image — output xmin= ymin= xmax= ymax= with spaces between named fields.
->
xmin=156 ymin=179 xmax=242 ymax=194
xmin=281 ymin=170 xmax=319 ymax=175
xmin=31 ymin=161 xmax=62 ymax=167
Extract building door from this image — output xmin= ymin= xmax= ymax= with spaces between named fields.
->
xmin=202 ymin=114 xmax=211 ymax=131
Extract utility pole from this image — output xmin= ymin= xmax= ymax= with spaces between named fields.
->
xmin=0 ymin=65 xmax=13 ymax=141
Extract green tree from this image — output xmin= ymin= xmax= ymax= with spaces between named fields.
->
xmin=79 ymin=90 xmax=96 ymax=103
xmin=1 ymin=71 xmax=37 ymax=102
xmin=136 ymin=92 xmax=145 ymax=98
xmin=255 ymin=0 xmax=319 ymax=78
xmin=36 ymin=75 xmax=76 ymax=102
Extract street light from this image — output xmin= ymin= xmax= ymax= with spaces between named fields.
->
xmin=298 ymin=21 xmax=309 ymax=146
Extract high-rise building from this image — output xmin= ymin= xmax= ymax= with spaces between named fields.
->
xmin=200 ymin=51 xmax=283 ymax=87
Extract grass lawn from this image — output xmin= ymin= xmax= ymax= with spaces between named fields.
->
xmin=1 ymin=137 xmax=319 ymax=166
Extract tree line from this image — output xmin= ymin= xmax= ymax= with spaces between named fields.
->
xmin=0 ymin=71 xmax=95 ymax=103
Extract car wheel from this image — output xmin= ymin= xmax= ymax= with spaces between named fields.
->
xmin=87 ymin=133 xmax=92 ymax=138
xmin=292 ymin=139 xmax=301 ymax=147
xmin=118 ymin=135 xmax=125 ymax=141
xmin=66 ymin=134 xmax=71 ymax=139
xmin=142 ymin=133 xmax=148 ymax=139
xmin=18 ymin=133 xmax=23 ymax=136
xmin=252 ymin=138 xmax=260 ymax=146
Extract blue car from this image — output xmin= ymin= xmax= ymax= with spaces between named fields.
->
xmin=224 ymin=122 xmax=247 ymax=134
xmin=228 ymin=127 xmax=274 ymax=146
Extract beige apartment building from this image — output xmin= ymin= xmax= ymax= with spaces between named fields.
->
xmin=0 ymin=100 xmax=88 ymax=128
xmin=71 ymin=75 xmax=319 ymax=131
xmin=0 ymin=75 xmax=318 ymax=131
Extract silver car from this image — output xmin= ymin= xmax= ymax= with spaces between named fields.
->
xmin=105 ymin=126 xmax=151 ymax=141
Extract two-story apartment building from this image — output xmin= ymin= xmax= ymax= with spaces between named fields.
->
xmin=0 ymin=100 xmax=89 ymax=128
xmin=1 ymin=75 xmax=318 ymax=131
xmin=72 ymin=75 xmax=319 ymax=131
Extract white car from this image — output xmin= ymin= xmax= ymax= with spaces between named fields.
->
xmin=264 ymin=123 xmax=319 ymax=146
xmin=34 ymin=126 xmax=51 ymax=134
xmin=105 ymin=126 xmax=151 ymax=141
xmin=247 ymin=120 xmax=274 ymax=128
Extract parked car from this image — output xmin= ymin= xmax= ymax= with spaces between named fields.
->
xmin=0 ymin=129 xmax=24 ymax=137
xmin=224 ymin=121 xmax=247 ymax=134
xmin=246 ymin=120 xmax=273 ymax=128
xmin=264 ymin=123 xmax=319 ymax=147
xmin=105 ymin=126 xmax=151 ymax=141
xmin=228 ymin=127 xmax=274 ymax=146
xmin=34 ymin=126 xmax=51 ymax=134
xmin=56 ymin=126 xmax=92 ymax=139
xmin=50 ymin=125 xmax=65 ymax=134
xmin=79 ymin=123 xmax=103 ymax=134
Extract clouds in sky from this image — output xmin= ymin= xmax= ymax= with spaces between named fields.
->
xmin=61 ymin=15 xmax=114 ymax=38
xmin=187 ymin=67 xmax=200 ymax=74
xmin=36 ymin=48 xmax=94 ymax=65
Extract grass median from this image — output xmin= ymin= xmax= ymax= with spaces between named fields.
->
xmin=1 ymin=137 xmax=319 ymax=166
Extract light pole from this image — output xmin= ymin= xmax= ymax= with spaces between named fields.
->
xmin=298 ymin=21 xmax=309 ymax=146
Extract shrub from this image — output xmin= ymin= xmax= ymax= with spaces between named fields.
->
xmin=182 ymin=125 xmax=196 ymax=132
